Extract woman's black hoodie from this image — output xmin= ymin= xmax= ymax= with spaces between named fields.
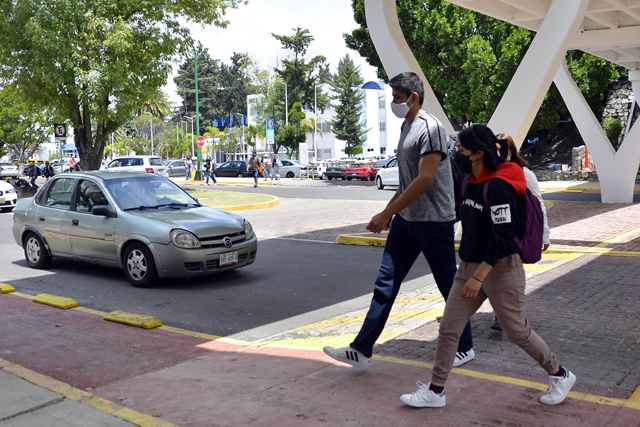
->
xmin=459 ymin=162 xmax=527 ymax=266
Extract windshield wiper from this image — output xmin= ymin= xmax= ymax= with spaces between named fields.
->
xmin=123 ymin=205 xmax=159 ymax=211
xmin=157 ymin=202 xmax=189 ymax=209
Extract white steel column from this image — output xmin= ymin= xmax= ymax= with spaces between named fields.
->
xmin=555 ymin=61 xmax=640 ymax=203
xmin=364 ymin=0 xmax=454 ymax=134
xmin=487 ymin=0 xmax=589 ymax=148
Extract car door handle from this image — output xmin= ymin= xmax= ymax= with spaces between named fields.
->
xmin=38 ymin=216 xmax=45 ymax=222
xmin=71 ymin=219 xmax=79 ymax=226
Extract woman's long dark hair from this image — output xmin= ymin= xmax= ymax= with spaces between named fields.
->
xmin=496 ymin=133 xmax=533 ymax=171
xmin=457 ymin=125 xmax=507 ymax=174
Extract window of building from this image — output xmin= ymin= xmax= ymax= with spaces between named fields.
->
xmin=380 ymin=147 xmax=386 ymax=155
xmin=379 ymin=99 xmax=385 ymax=109
xmin=367 ymin=148 xmax=374 ymax=152
xmin=379 ymin=122 xmax=386 ymax=132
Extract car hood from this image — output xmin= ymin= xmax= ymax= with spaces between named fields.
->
xmin=127 ymin=206 xmax=244 ymax=236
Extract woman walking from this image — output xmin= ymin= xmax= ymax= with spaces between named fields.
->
xmin=400 ymin=125 xmax=575 ymax=408
xmin=184 ymin=156 xmax=192 ymax=180
xmin=205 ymin=157 xmax=217 ymax=185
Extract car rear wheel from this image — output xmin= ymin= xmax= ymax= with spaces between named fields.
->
xmin=286 ymin=172 xmax=295 ymax=178
xmin=237 ymin=172 xmax=244 ymax=178
xmin=24 ymin=232 xmax=51 ymax=269
xmin=376 ymin=176 xmax=384 ymax=190
xmin=321 ymin=173 xmax=327 ymax=180
xmin=369 ymin=174 xmax=375 ymax=181
xmin=327 ymin=176 xmax=333 ymax=180
xmin=123 ymin=242 xmax=158 ymax=288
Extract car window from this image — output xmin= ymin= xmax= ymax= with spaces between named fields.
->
xmin=388 ymin=159 xmax=397 ymax=168
xmin=220 ymin=162 xmax=230 ymax=168
xmin=149 ymin=158 xmax=163 ymax=166
xmin=76 ymin=180 xmax=108 ymax=213
xmin=44 ymin=178 xmax=75 ymax=209
xmin=106 ymin=176 xmax=197 ymax=210
xmin=109 ymin=159 xmax=122 ymax=168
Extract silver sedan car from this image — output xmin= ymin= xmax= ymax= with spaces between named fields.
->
xmin=12 ymin=171 xmax=258 ymax=287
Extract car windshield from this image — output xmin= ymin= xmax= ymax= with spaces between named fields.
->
xmin=149 ymin=158 xmax=164 ymax=166
xmin=104 ymin=176 xmax=199 ymax=211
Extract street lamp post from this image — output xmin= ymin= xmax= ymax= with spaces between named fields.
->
xmin=193 ymin=43 xmax=203 ymax=180
xmin=141 ymin=111 xmax=154 ymax=155
xmin=186 ymin=115 xmax=196 ymax=157
xmin=275 ymin=80 xmax=288 ymax=126
xmin=314 ymin=84 xmax=319 ymax=163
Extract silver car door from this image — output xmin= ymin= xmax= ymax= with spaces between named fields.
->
xmin=68 ymin=180 xmax=117 ymax=263
xmin=36 ymin=177 xmax=75 ymax=255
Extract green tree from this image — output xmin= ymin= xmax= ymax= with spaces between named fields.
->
xmin=327 ymin=55 xmax=367 ymax=154
xmin=345 ymin=0 xmax=625 ymax=131
xmin=272 ymin=28 xmax=331 ymax=113
xmin=275 ymin=102 xmax=310 ymax=156
xmin=0 ymin=0 xmax=242 ymax=170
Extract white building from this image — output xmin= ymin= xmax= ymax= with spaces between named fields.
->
xmin=247 ymin=82 xmax=405 ymax=162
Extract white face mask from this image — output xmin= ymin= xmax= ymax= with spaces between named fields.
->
xmin=390 ymin=95 xmax=414 ymax=119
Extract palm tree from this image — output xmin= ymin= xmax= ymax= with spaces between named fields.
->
xmin=135 ymin=88 xmax=171 ymax=119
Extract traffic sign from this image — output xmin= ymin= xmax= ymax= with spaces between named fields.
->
xmin=54 ymin=123 xmax=66 ymax=139
xmin=266 ymin=119 xmax=275 ymax=144
xmin=197 ymin=136 xmax=205 ymax=147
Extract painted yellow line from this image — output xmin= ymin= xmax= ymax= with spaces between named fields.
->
xmin=563 ymin=189 xmax=584 ymax=193
xmin=219 ymin=195 xmax=280 ymax=211
xmin=594 ymin=226 xmax=640 ymax=248
xmin=158 ymin=325 xmax=250 ymax=347
xmin=373 ymin=355 xmax=639 ymax=410
xmin=626 ymin=386 xmax=640 ymax=408
xmin=104 ymin=311 xmax=162 ymax=329
xmin=32 ymin=293 xmax=78 ymax=309
xmin=0 ymin=357 xmax=179 ymax=427
xmin=0 ymin=283 xmax=16 ymax=293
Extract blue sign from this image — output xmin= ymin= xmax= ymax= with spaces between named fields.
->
xmin=266 ymin=119 xmax=275 ymax=144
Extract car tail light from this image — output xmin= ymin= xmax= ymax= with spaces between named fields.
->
xmin=145 ymin=168 xmax=154 ymax=173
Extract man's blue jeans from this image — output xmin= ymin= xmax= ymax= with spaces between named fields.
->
xmin=252 ymin=169 xmax=259 ymax=184
xmin=350 ymin=215 xmax=473 ymax=357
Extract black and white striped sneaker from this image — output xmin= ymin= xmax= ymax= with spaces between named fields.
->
xmin=453 ymin=349 xmax=475 ymax=367
xmin=323 ymin=346 xmax=370 ymax=370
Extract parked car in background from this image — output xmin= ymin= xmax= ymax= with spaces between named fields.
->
xmin=12 ymin=171 xmax=258 ymax=287
xmin=325 ymin=163 xmax=349 ymax=180
xmin=106 ymin=155 xmax=166 ymax=176
xmin=346 ymin=163 xmax=378 ymax=181
xmin=0 ymin=162 xmax=20 ymax=179
xmin=165 ymin=159 xmax=188 ymax=177
xmin=375 ymin=157 xmax=399 ymax=190
xmin=51 ymin=159 xmax=72 ymax=174
xmin=278 ymin=159 xmax=307 ymax=178
xmin=215 ymin=160 xmax=256 ymax=177
xmin=0 ymin=180 xmax=17 ymax=212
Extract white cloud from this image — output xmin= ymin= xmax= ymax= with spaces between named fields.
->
xmin=164 ymin=0 xmax=379 ymax=104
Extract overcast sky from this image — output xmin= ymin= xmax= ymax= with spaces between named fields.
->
xmin=164 ymin=0 xmax=379 ymax=104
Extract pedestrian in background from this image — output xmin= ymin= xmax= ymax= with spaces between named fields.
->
xmin=323 ymin=71 xmax=475 ymax=371
xmin=69 ymin=155 xmax=77 ymax=171
xmin=27 ymin=161 xmax=39 ymax=187
xmin=399 ymin=125 xmax=575 ymax=409
xmin=264 ymin=156 xmax=272 ymax=181
xmin=43 ymin=161 xmax=55 ymax=181
xmin=205 ymin=157 xmax=217 ymax=185
xmin=273 ymin=154 xmax=281 ymax=180
xmin=247 ymin=152 xmax=261 ymax=188
xmin=184 ymin=156 xmax=192 ymax=180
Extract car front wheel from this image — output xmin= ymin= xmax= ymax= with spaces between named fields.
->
xmin=376 ymin=176 xmax=384 ymax=190
xmin=286 ymin=172 xmax=295 ymax=178
xmin=24 ymin=232 xmax=51 ymax=269
xmin=123 ymin=242 xmax=158 ymax=288
xmin=322 ymin=173 xmax=327 ymax=180
xmin=237 ymin=172 xmax=244 ymax=178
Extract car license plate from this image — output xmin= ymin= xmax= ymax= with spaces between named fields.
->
xmin=220 ymin=251 xmax=238 ymax=266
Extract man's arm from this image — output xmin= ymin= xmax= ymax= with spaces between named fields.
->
xmin=366 ymin=152 xmax=442 ymax=233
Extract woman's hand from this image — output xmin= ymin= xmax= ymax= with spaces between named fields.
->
xmin=461 ymin=277 xmax=482 ymax=300
xmin=542 ymin=244 xmax=550 ymax=251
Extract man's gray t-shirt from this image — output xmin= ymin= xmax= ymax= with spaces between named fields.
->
xmin=396 ymin=111 xmax=455 ymax=222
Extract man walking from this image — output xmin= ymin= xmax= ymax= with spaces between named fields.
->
xmin=247 ymin=152 xmax=261 ymax=188
xmin=27 ymin=161 xmax=40 ymax=188
xmin=324 ymin=72 xmax=474 ymax=370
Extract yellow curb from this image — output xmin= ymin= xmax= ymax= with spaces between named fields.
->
xmin=0 ymin=283 xmax=16 ymax=293
xmin=218 ymin=195 xmax=280 ymax=211
xmin=104 ymin=311 xmax=162 ymax=329
xmin=336 ymin=233 xmax=387 ymax=246
xmin=545 ymin=248 xmax=640 ymax=257
xmin=373 ymin=355 xmax=640 ymax=410
xmin=563 ymin=189 xmax=584 ymax=193
xmin=0 ymin=357 xmax=178 ymax=427
xmin=32 ymin=293 xmax=78 ymax=309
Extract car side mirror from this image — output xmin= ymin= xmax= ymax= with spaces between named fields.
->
xmin=92 ymin=205 xmax=117 ymax=218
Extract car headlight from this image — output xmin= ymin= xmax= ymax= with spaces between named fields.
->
xmin=244 ymin=220 xmax=254 ymax=240
xmin=170 ymin=229 xmax=201 ymax=249
xmin=6 ymin=189 xmax=15 ymax=194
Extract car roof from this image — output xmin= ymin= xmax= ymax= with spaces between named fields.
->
xmin=53 ymin=171 xmax=164 ymax=181
xmin=111 ymin=155 xmax=161 ymax=159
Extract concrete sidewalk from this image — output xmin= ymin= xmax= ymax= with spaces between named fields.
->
xmin=2 ymin=198 xmax=640 ymax=426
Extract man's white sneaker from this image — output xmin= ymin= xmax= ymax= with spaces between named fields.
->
xmin=323 ymin=346 xmax=370 ymax=370
xmin=453 ymin=349 xmax=475 ymax=367
xmin=540 ymin=369 xmax=576 ymax=405
xmin=400 ymin=381 xmax=446 ymax=408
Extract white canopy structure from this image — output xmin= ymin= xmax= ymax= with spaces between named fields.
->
xmin=365 ymin=0 xmax=640 ymax=202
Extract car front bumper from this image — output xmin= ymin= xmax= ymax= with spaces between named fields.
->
xmin=0 ymin=193 xmax=17 ymax=210
xmin=152 ymin=235 xmax=258 ymax=279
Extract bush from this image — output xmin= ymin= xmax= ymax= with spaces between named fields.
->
xmin=602 ymin=117 xmax=624 ymax=149
xmin=345 ymin=146 xmax=363 ymax=156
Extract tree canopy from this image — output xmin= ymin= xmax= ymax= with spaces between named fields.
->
xmin=0 ymin=0 xmax=242 ymax=170
xmin=345 ymin=0 xmax=625 ymax=132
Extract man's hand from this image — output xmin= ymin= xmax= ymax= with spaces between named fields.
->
xmin=461 ymin=277 xmax=482 ymax=300
xmin=542 ymin=244 xmax=550 ymax=251
xmin=366 ymin=211 xmax=393 ymax=234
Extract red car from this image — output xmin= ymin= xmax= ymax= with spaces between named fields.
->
xmin=346 ymin=164 xmax=378 ymax=181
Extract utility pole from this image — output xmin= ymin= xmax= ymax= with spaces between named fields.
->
xmin=193 ymin=43 xmax=202 ymax=180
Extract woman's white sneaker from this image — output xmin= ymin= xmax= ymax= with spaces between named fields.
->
xmin=400 ymin=381 xmax=446 ymax=408
xmin=453 ymin=349 xmax=475 ymax=367
xmin=540 ymin=369 xmax=576 ymax=405
xmin=323 ymin=346 xmax=370 ymax=370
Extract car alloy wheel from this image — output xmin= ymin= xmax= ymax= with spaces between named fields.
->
xmin=123 ymin=243 xmax=158 ymax=287
xmin=237 ymin=172 xmax=244 ymax=178
xmin=376 ymin=176 xmax=384 ymax=190
xmin=322 ymin=173 xmax=327 ymax=180
xmin=24 ymin=232 xmax=51 ymax=269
